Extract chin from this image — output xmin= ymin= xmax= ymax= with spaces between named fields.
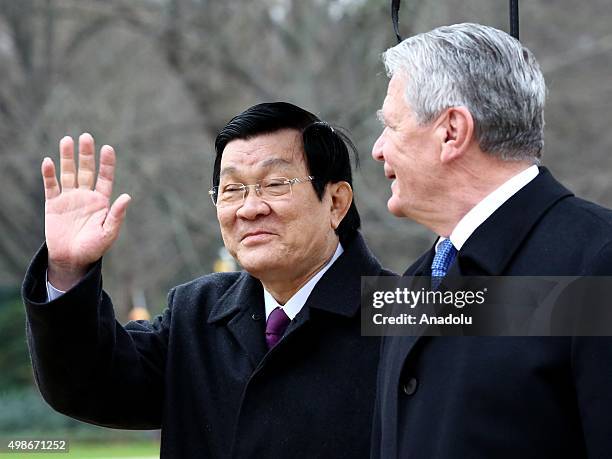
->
xmin=387 ymin=196 xmax=408 ymax=218
xmin=237 ymin=252 xmax=281 ymax=277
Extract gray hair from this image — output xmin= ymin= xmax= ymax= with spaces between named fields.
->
xmin=383 ymin=23 xmax=546 ymax=161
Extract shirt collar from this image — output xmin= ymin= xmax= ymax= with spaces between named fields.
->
xmin=435 ymin=164 xmax=539 ymax=252
xmin=263 ymin=242 xmax=344 ymax=320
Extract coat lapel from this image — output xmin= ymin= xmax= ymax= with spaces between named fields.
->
xmin=207 ymin=273 xmax=268 ymax=368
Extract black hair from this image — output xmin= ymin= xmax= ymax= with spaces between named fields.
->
xmin=213 ymin=102 xmax=360 ymax=244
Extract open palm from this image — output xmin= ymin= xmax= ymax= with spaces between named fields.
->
xmin=43 ymin=133 xmax=131 ymax=289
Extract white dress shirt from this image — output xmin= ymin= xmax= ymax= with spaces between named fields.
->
xmin=263 ymin=242 xmax=344 ymax=320
xmin=436 ymin=165 xmax=539 ymax=251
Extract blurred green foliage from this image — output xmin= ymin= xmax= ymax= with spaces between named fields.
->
xmin=0 ymin=387 xmax=82 ymax=435
xmin=0 ymin=291 xmax=32 ymax=391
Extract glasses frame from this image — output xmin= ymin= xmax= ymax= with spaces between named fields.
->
xmin=209 ymin=176 xmax=315 ymax=207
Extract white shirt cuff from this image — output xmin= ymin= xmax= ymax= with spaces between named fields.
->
xmin=45 ymin=270 xmax=66 ymax=301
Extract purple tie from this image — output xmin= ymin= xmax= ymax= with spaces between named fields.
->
xmin=266 ymin=307 xmax=290 ymax=349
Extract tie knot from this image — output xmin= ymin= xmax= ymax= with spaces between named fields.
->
xmin=265 ymin=307 xmax=290 ymax=349
xmin=431 ymin=239 xmax=457 ymax=288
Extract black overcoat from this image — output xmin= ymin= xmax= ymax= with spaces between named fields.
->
xmin=23 ymin=233 xmax=389 ymax=458
xmin=372 ymin=168 xmax=612 ymax=459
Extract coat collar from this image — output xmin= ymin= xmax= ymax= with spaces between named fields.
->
xmin=305 ymin=232 xmax=384 ymax=318
xmin=452 ymin=167 xmax=573 ymax=276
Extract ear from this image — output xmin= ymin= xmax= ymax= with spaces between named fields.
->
xmin=435 ymin=106 xmax=475 ymax=164
xmin=327 ymin=181 xmax=353 ymax=231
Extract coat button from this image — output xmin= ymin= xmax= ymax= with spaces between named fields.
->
xmin=251 ymin=313 xmax=262 ymax=321
xmin=402 ymin=377 xmax=418 ymax=396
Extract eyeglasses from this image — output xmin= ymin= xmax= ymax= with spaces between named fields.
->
xmin=209 ymin=176 xmax=315 ymax=207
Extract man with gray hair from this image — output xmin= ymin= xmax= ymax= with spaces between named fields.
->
xmin=371 ymin=23 xmax=612 ymax=458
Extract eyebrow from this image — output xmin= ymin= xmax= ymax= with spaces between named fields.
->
xmin=260 ymin=158 xmax=294 ymax=169
xmin=219 ymin=157 xmax=295 ymax=178
xmin=376 ymin=109 xmax=387 ymax=126
xmin=219 ymin=165 xmax=238 ymax=177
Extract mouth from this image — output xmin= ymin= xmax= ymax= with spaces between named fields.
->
xmin=384 ymin=166 xmax=396 ymax=180
xmin=241 ymin=230 xmax=276 ymax=243
xmin=384 ymin=163 xmax=396 ymax=180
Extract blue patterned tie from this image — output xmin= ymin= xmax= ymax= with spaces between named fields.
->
xmin=431 ymin=239 xmax=457 ymax=290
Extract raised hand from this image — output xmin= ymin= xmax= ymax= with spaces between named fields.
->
xmin=43 ymin=133 xmax=131 ymax=290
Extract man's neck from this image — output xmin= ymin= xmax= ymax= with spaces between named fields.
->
xmin=261 ymin=239 xmax=341 ymax=305
xmin=426 ymin=155 xmax=535 ymax=237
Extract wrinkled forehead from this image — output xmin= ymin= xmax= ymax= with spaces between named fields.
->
xmin=220 ymin=129 xmax=307 ymax=178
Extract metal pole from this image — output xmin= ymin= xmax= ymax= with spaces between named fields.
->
xmin=510 ymin=0 xmax=519 ymax=39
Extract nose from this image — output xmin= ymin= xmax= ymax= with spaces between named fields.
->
xmin=235 ymin=191 xmax=271 ymax=220
xmin=372 ymin=133 xmax=385 ymax=162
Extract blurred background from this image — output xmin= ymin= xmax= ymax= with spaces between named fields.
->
xmin=1 ymin=0 xmax=611 ymax=456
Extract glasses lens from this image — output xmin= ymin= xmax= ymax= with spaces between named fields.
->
xmin=217 ymin=184 xmax=245 ymax=205
xmin=262 ymin=178 xmax=290 ymax=197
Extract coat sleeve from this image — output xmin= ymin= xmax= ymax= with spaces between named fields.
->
xmin=22 ymin=244 xmax=170 ymax=430
xmin=571 ymin=240 xmax=612 ymax=457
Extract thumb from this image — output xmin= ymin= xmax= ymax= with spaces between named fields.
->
xmin=103 ymin=193 xmax=132 ymax=242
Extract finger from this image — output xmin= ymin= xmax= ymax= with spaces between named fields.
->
xmin=103 ymin=193 xmax=131 ymax=242
xmin=59 ymin=136 xmax=76 ymax=190
xmin=41 ymin=157 xmax=60 ymax=200
xmin=77 ymin=132 xmax=96 ymax=189
xmin=95 ymin=145 xmax=116 ymax=199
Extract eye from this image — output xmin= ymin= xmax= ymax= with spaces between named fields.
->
xmin=262 ymin=178 xmax=291 ymax=197
xmin=222 ymin=183 xmax=243 ymax=193
xmin=264 ymin=178 xmax=288 ymax=188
